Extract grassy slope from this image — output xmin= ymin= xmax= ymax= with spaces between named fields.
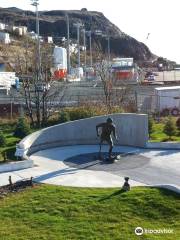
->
xmin=0 ymin=185 xmax=179 ymax=240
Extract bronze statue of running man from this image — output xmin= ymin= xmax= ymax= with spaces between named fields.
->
xmin=96 ymin=117 xmax=117 ymax=160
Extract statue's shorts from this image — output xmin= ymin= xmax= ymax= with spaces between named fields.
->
xmin=100 ymin=136 xmax=113 ymax=147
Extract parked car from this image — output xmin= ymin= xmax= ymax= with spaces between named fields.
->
xmin=147 ymin=74 xmax=155 ymax=81
xmin=35 ymin=83 xmax=50 ymax=92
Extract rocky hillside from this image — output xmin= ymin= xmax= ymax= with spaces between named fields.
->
xmin=0 ymin=7 xmax=154 ymax=61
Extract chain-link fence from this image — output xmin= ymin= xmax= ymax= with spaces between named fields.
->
xmin=0 ymin=81 xmax=180 ymax=118
xmin=136 ymin=92 xmax=180 ymax=116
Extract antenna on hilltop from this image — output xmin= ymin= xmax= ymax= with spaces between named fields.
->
xmin=146 ymin=33 xmax=150 ymax=40
xmin=31 ymin=0 xmax=39 ymax=7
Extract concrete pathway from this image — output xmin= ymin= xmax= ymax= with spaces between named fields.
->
xmin=0 ymin=145 xmax=179 ymax=190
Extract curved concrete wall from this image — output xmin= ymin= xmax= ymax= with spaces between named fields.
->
xmin=18 ymin=113 xmax=148 ymax=156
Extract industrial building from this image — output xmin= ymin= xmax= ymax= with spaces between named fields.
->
xmin=0 ymin=32 xmax=10 ymax=44
xmin=53 ymin=46 xmax=67 ymax=80
xmin=111 ymin=58 xmax=135 ymax=81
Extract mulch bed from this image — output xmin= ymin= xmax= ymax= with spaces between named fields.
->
xmin=0 ymin=177 xmax=36 ymax=199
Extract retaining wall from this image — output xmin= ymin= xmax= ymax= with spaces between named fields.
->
xmin=147 ymin=142 xmax=180 ymax=150
xmin=17 ymin=113 xmax=148 ymax=156
xmin=0 ymin=160 xmax=34 ymax=173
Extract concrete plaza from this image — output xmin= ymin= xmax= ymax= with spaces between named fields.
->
xmin=0 ymin=145 xmax=179 ymax=192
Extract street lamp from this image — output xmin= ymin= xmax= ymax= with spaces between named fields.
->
xmin=66 ymin=14 xmax=71 ymax=74
xmin=101 ymin=33 xmax=111 ymax=65
xmin=31 ymin=0 xmax=41 ymax=76
xmin=81 ymin=29 xmax=87 ymax=70
xmin=31 ymin=0 xmax=41 ymax=126
xmin=94 ymin=30 xmax=111 ymax=65
xmin=73 ymin=23 xmax=83 ymax=68
xmin=105 ymin=34 xmax=111 ymax=79
xmin=107 ymin=35 xmax=110 ymax=64
xmin=86 ymin=31 xmax=92 ymax=67
xmin=31 ymin=0 xmax=41 ymax=81
xmin=95 ymin=31 xmax=111 ymax=80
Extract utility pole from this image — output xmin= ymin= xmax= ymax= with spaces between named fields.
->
xmin=107 ymin=35 xmax=111 ymax=80
xmin=66 ymin=14 xmax=71 ymax=74
xmin=90 ymin=31 xmax=92 ymax=67
xmin=73 ymin=23 xmax=83 ymax=68
xmin=107 ymin=35 xmax=111 ymax=65
xmin=82 ymin=29 xmax=87 ymax=76
xmin=94 ymin=30 xmax=110 ymax=64
xmin=77 ymin=25 xmax=80 ymax=68
xmin=86 ymin=31 xmax=92 ymax=67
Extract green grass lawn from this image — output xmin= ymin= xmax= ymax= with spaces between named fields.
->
xmin=0 ymin=185 xmax=179 ymax=240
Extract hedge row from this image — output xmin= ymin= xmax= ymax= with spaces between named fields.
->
xmin=59 ymin=106 xmax=123 ymax=123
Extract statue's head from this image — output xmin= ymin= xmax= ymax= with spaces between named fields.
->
xmin=124 ymin=177 xmax=129 ymax=182
xmin=106 ymin=117 xmax=113 ymax=124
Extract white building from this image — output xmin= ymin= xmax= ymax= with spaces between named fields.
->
xmin=21 ymin=26 xmax=27 ymax=35
xmin=0 ymin=32 xmax=11 ymax=44
xmin=13 ymin=26 xmax=27 ymax=36
xmin=5 ymin=25 xmax=27 ymax=36
xmin=0 ymin=23 xmax=5 ymax=30
xmin=14 ymin=27 xmax=23 ymax=36
xmin=47 ymin=36 xmax=53 ymax=44
xmin=70 ymin=43 xmax=78 ymax=54
xmin=0 ymin=72 xmax=16 ymax=95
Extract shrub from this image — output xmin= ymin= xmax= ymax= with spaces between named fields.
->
xmin=59 ymin=110 xmax=70 ymax=123
xmin=68 ymin=107 xmax=94 ymax=121
xmin=148 ymin=116 xmax=154 ymax=138
xmin=14 ymin=118 xmax=31 ymax=138
xmin=176 ymin=117 xmax=180 ymax=132
xmin=0 ymin=131 xmax=6 ymax=147
xmin=163 ymin=117 xmax=176 ymax=140
xmin=58 ymin=105 xmax=123 ymax=123
xmin=0 ymin=151 xmax=2 ymax=160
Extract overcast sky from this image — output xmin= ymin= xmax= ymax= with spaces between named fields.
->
xmin=1 ymin=0 xmax=180 ymax=63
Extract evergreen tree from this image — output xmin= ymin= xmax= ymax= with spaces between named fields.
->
xmin=176 ymin=117 xmax=180 ymax=132
xmin=163 ymin=117 xmax=176 ymax=140
xmin=148 ymin=116 xmax=154 ymax=138
xmin=0 ymin=131 xmax=6 ymax=147
xmin=14 ymin=118 xmax=31 ymax=138
xmin=59 ymin=110 xmax=70 ymax=123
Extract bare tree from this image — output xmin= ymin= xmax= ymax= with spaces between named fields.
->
xmin=16 ymin=39 xmax=67 ymax=127
xmin=95 ymin=47 xmax=135 ymax=114
xmin=96 ymin=60 xmax=113 ymax=113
